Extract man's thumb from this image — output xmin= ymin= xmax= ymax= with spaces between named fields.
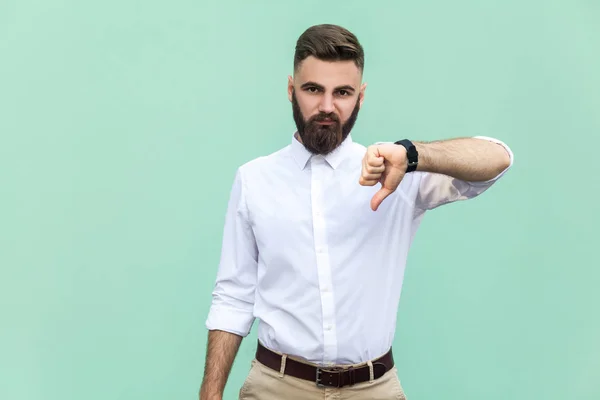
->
xmin=371 ymin=187 xmax=393 ymax=211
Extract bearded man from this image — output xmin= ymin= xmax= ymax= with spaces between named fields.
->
xmin=200 ymin=23 xmax=513 ymax=400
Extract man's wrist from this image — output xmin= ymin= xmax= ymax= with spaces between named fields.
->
xmin=394 ymin=139 xmax=419 ymax=172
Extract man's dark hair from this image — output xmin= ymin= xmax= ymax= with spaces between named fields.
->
xmin=294 ymin=24 xmax=364 ymax=73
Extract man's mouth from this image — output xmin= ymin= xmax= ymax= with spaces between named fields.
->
xmin=316 ymin=120 xmax=335 ymax=126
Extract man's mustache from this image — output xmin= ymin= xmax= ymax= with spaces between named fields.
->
xmin=310 ymin=113 xmax=340 ymax=123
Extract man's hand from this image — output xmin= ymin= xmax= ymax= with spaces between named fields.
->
xmin=359 ymin=143 xmax=407 ymax=211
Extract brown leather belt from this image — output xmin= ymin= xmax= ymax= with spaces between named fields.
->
xmin=255 ymin=341 xmax=394 ymax=388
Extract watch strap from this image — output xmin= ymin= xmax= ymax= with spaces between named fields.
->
xmin=394 ymin=139 xmax=419 ymax=172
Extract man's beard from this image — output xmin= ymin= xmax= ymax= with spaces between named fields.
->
xmin=292 ymin=90 xmax=361 ymax=155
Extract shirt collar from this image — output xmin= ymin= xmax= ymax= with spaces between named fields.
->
xmin=290 ymin=132 xmax=353 ymax=170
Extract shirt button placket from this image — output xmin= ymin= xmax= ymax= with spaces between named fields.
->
xmin=311 ymin=157 xmax=337 ymax=364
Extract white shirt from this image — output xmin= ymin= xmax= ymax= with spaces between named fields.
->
xmin=205 ymin=133 xmax=513 ymax=366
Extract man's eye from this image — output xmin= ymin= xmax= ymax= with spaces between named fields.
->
xmin=307 ymin=87 xmax=319 ymax=93
xmin=338 ymin=90 xmax=350 ymax=96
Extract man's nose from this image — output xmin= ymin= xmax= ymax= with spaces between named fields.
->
xmin=318 ymin=94 xmax=335 ymax=114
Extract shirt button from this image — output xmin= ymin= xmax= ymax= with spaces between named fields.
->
xmin=325 ymin=325 xmax=332 ymax=331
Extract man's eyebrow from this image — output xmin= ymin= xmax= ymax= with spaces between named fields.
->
xmin=334 ymin=85 xmax=356 ymax=92
xmin=300 ymin=81 xmax=325 ymax=90
xmin=300 ymin=82 xmax=356 ymax=92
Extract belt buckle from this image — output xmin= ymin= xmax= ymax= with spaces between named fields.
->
xmin=315 ymin=368 xmax=325 ymax=388
xmin=315 ymin=366 xmax=343 ymax=388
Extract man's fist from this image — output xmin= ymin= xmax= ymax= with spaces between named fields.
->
xmin=359 ymin=143 xmax=408 ymax=211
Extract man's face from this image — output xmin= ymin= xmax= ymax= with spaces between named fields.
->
xmin=288 ymin=56 xmax=366 ymax=155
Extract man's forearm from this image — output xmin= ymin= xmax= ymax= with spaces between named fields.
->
xmin=415 ymin=137 xmax=511 ymax=182
xmin=199 ymin=330 xmax=243 ymax=400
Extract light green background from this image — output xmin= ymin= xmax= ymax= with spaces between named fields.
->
xmin=1 ymin=1 xmax=599 ymax=399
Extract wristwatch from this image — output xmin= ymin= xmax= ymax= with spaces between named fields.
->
xmin=394 ymin=139 xmax=419 ymax=172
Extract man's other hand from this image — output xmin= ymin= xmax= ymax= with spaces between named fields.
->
xmin=359 ymin=143 xmax=407 ymax=211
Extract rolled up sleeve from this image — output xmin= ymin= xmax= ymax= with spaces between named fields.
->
xmin=415 ymin=136 xmax=514 ymax=210
xmin=205 ymin=168 xmax=258 ymax=337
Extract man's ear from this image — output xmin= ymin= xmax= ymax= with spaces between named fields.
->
xmin=359 ymin=82 xmax=367 ymax=108
xmin=287 ymin=75 xmax=294 ymax=102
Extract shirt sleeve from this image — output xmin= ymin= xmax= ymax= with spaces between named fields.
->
xmin=205 ymin=167 xmax=258 ymax=337
xmin=415 ymin=136 xmax=514 ymax=211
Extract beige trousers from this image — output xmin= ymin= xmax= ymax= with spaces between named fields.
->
xmin=238 ymin=358 xmax=407 ymax=400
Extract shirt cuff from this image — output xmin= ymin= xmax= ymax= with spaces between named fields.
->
xmin=205 ymin=305 xmax=255 ymax=337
